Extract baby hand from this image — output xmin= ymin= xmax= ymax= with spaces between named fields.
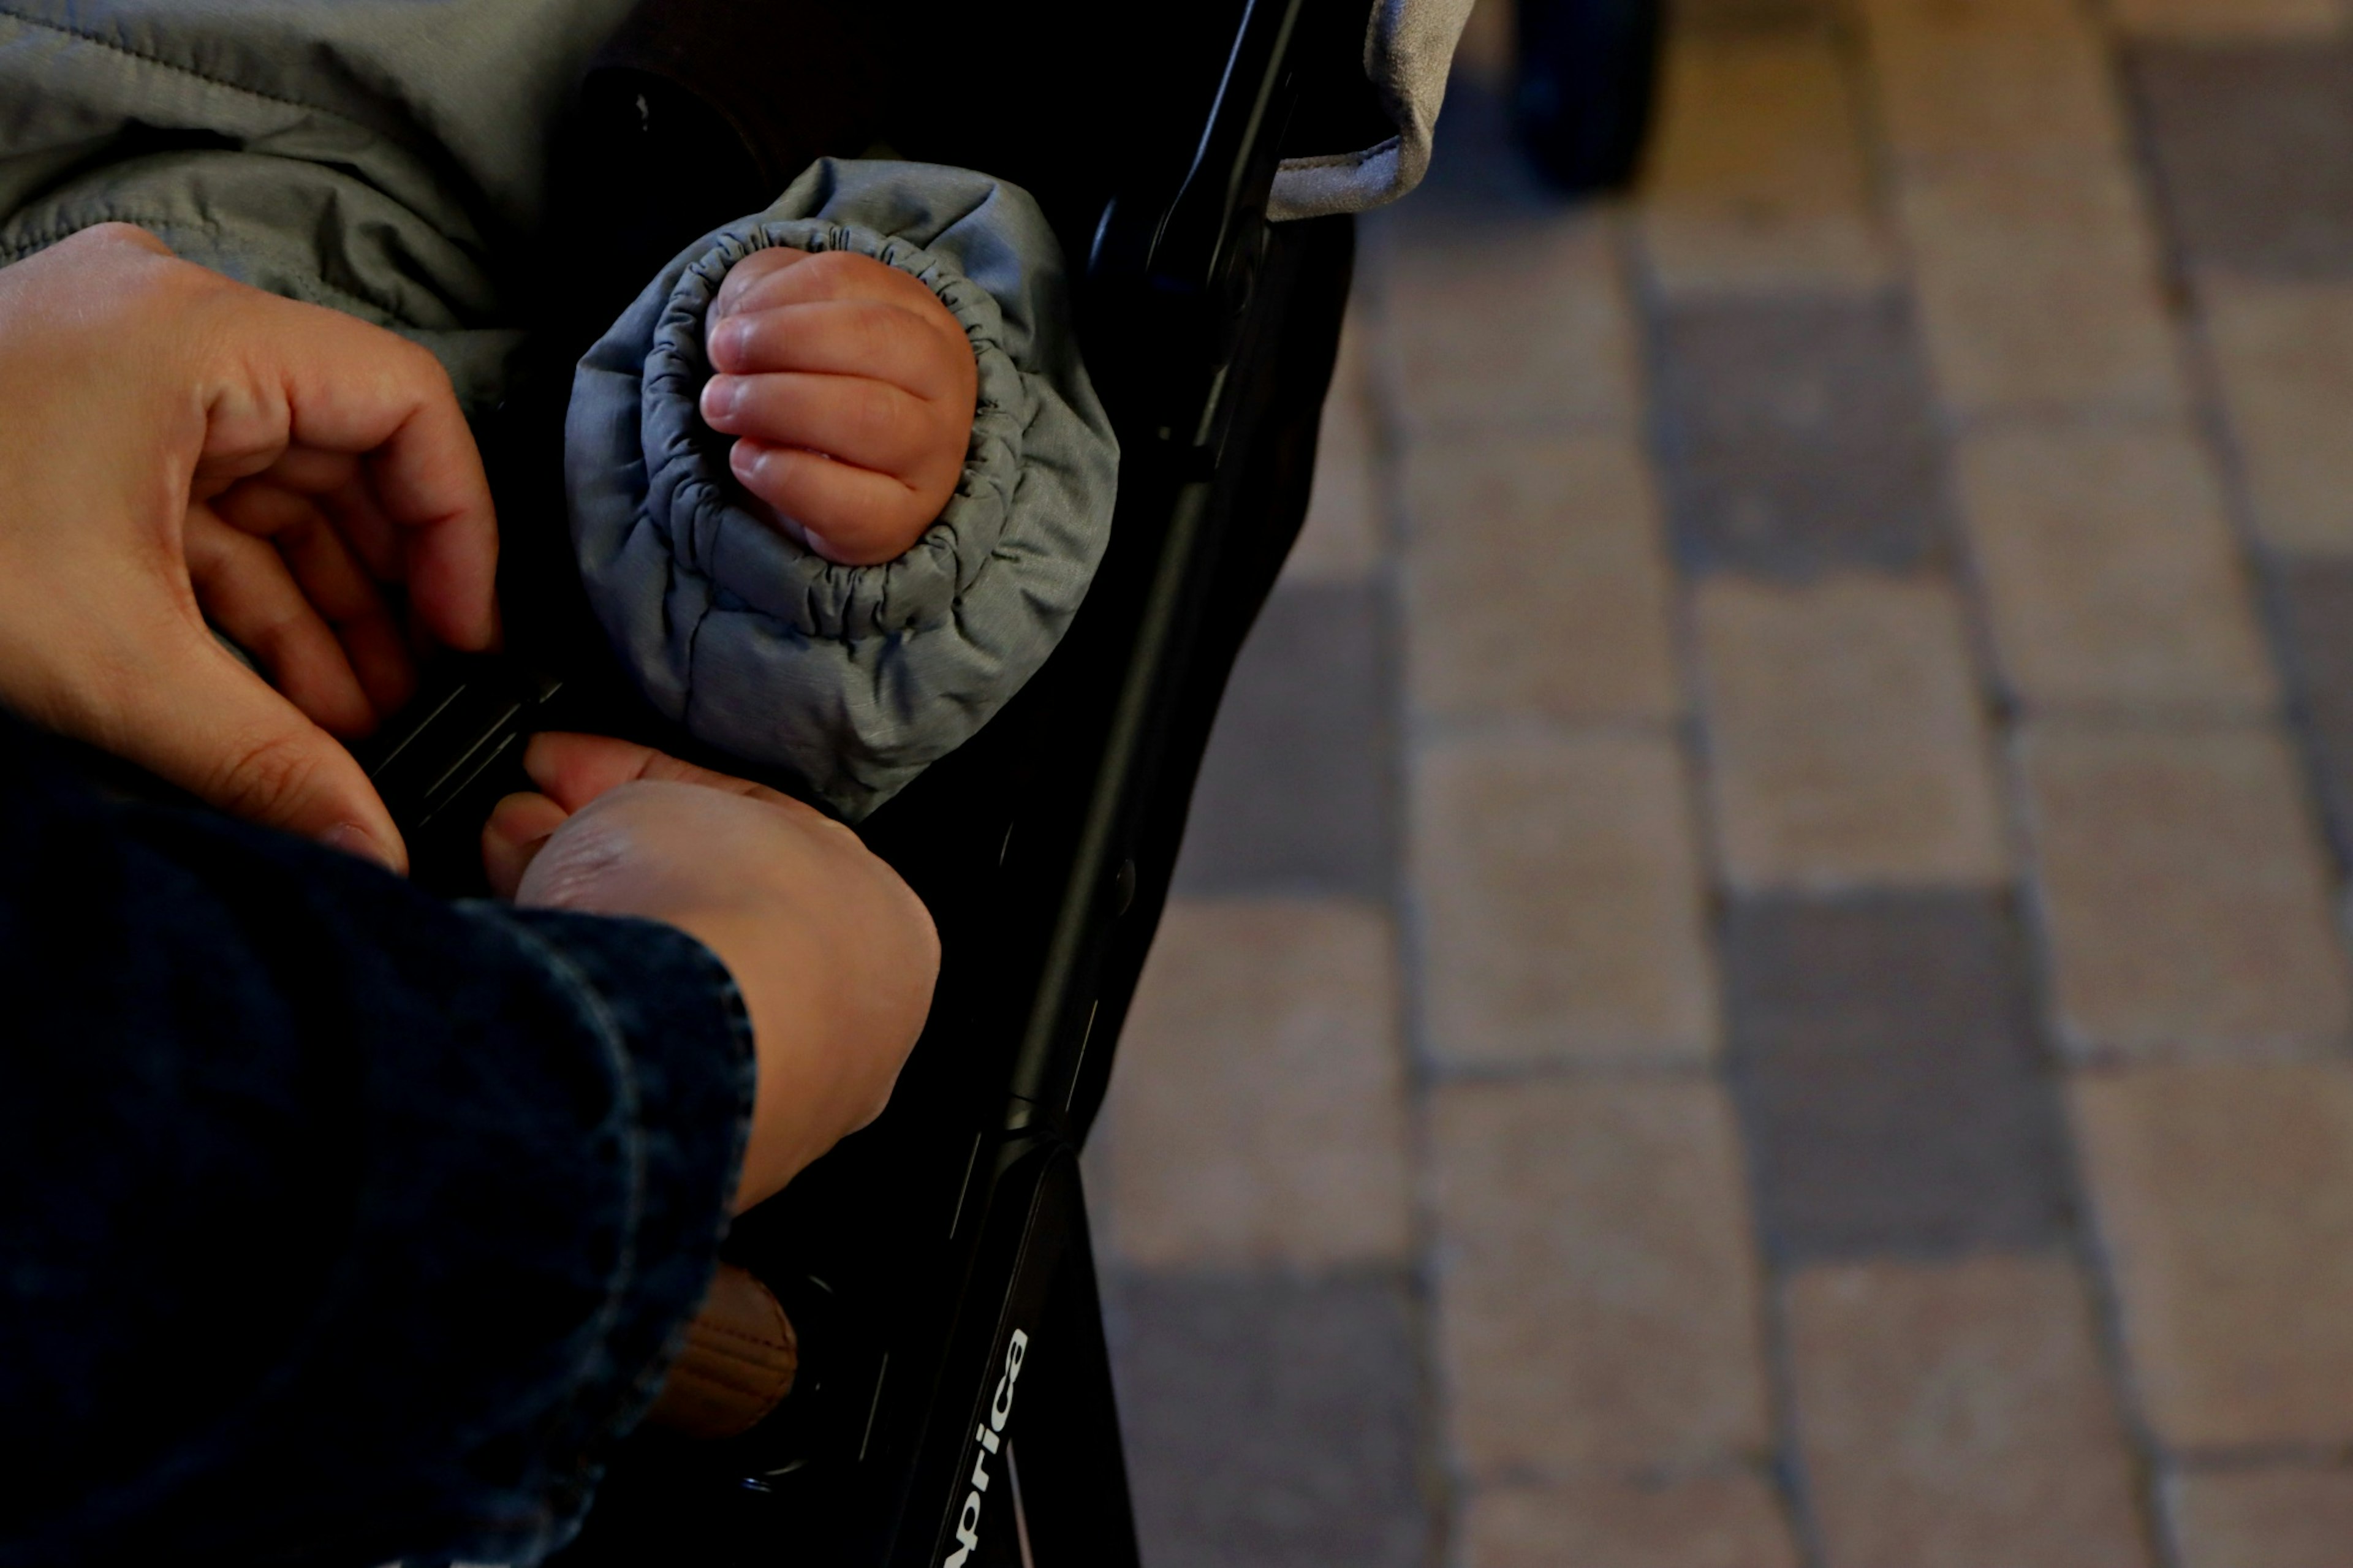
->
xmin=699 ymin=248 xmax=977 ymax=567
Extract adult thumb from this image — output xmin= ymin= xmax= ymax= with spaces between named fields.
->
xmin=110 ymin=636 xmax=408 ymax=873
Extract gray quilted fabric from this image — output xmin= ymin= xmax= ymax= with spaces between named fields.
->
xmin=566 ymin=159 xmax=1118 ymax=819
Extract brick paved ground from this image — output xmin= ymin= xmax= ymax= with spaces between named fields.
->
xmin=1087 ymin=1 xmax=2353 ymax=1564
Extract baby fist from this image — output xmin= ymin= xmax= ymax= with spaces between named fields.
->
xmin=699 ymin=248 xmax=977 ymax=567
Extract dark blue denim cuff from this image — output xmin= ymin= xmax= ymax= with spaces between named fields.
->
xmin=476 ymin=904 xmax=757 ymax=1537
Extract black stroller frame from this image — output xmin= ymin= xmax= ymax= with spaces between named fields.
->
xmin=366 ymin=2 xmax=1363 ymax=1562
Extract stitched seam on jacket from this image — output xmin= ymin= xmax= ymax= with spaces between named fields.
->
xmin=0 ymin=7 xmax=373 ymax=126
xmin=0 ymin=207 xmax=417 ymax=324
xmin=0 ymin=211 xmax=197 ymax=262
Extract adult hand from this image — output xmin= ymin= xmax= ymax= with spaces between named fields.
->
xmin=0 ymin=224 xmax=499 ymax=871
xmin=483 ymin=733 xmax=938 ymax=1209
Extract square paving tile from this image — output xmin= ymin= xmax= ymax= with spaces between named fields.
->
xmin=2167 ymin=1464 xmax=2353 ymax=1568
xmin=1726 ymin=892 xmax=2072 ymax=1261
xmin=1432 ymin=1077 xmax=1772 ymax=1472
xmin=1654 ymin=294 xmax=1952 ymax=574
xmin=1637 ymin=30 xmax=1892 ymax=295
xmin=2016 ymin=724 xmax=2351 ymax=1056
xmin=1104 ymin=1268 xmax=1427 ymax=1568
xmin=1784 ymin=1254 xmax=2154 ymax=1568
xmin=1956 ymin=422 xmax=2277 ymax=715
xmin=2072 ymin=1062 xmax=2353 ymax=1450
xmin=1411 ymin=732 xmax=1719 ymax=1066
xmin=1694 ymin=574 xmax=2009 ymax=890
xmin=1173 ymin=581 xmax=1393 ymax=900
xmin=1401 ymin=433 xmax=1681 ymax=724
xmin=2273 ymin=558 xmax=2353 ymax=858
xmin=1465 ymin=1474 xmax=1802 ymax=1568
xmin=2131 ymin=44 xmax=2353 ymax=278
xmin=1860 ymin=0 xmax=2127 ymax=170
xmin=1899 ymin=158 xmax=2186 ymax=415
xmin=2200 ymin=275 xmax=2353 ymax=554
xmin=1380 ymin=205 xmax=1642 ymax=438
xmin=1095 ymin=898 xmax=1411 ymax=1270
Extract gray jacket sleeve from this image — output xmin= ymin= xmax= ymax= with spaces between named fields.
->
xmin=565 ymin=158 xmax=1119 ymax=820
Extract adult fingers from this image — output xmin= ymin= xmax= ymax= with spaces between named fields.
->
xmin=197 ymin=288 xmax=498 ymax=652
xmin=520 ymin=731 xmax=808 ymax=815
xmin=0 ymin=535 xmax=406 ymax=869
xmin=186 ymin=506 xmax=377 ymax=737
xmin=273 ymin=507 xmax=415 ymax=716
xmin=110 ymin=630 xmax=407 ymax=872
xmin=42 ymin=231 xmax=483 ymax=623
xmin=234 ymin=447 xmax=404 ymax=581
xmin=0 ymin=230 xmax=409 ymax=866
xmin=212 ymin=478 xmax=417 ymax=715
xmin=706 ymin=299 xmax=971 ymax=401
xmin=728 ymin=443 xmax=938 ymax=566
xmin=319 ymin=464 xmax=408 ymax=585
xmin=482 ymin=790 xmax=570 ymax=899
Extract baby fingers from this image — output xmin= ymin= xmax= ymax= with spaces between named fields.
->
xmin=701 ymin=371 xmax=961 ymax=485
xmin=713 ymin=246 xmax=939 ymax=320
xmin=727 ymin=442 xmax=943 ymax=566
xmin=706 ymin=298 xmax=972 ymax=402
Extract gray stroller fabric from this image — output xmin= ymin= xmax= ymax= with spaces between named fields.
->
xmin=567 ymin=159 xmax=1120 ymax=820
xmin=1269 ymin=0 xmax=1479 ymax=221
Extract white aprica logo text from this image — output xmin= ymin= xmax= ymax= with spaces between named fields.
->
xmin=942 ymin=1328 xmax=1029 ymax=1567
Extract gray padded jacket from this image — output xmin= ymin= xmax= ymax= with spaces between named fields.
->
xmin=0 ymin=0 xmax=1116 ymax=817
xmin=0 ymin=0 xmax=634 ymax=407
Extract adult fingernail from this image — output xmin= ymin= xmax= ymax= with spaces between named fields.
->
xmin=319 ymin=821 xmax=400 ymax=872
xmin=701 ymin=376 xmax=740 ymax=423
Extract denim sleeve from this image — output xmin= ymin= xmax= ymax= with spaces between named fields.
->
xmin=0 ymin=718 xmax=756 ymax=1568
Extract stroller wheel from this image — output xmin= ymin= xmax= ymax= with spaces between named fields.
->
xmin=1510 ymin=0 xmax=1665 ymax=195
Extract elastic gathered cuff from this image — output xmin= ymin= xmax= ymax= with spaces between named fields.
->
xmin=567 ymin=157 xmax=1118 ymax=820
